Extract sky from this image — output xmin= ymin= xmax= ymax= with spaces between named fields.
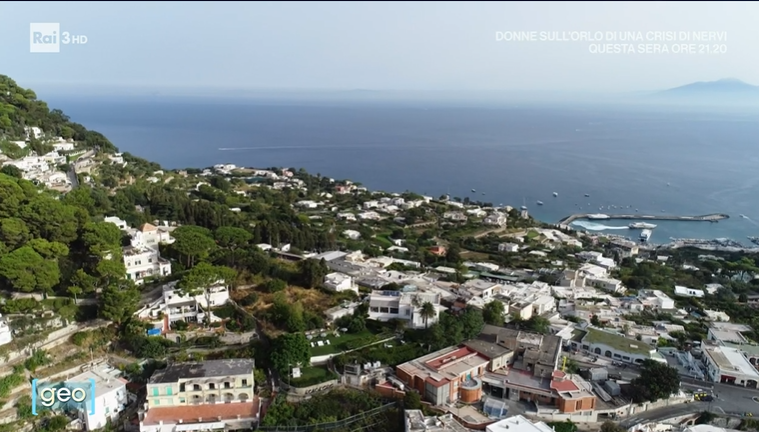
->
xmin=1 ymin=1 xmax=758 ymax=94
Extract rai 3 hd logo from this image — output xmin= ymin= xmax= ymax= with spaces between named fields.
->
xmin=30 ymin=23 xmax=88 ymax=53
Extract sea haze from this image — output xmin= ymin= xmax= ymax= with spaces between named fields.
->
xmin=40 ymin=94 xmax=759 ymax=244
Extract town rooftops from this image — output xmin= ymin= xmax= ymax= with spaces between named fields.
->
xmin=703 ymin=345 xmax=759 ymax=379
xmin=486 ymin=415 xmax=553 ymax=432
xmin=139 ymin=223 xmax=158 ymax=232
xmin=583 ymin=328 xmax=654 ymax=356
xmin=142 ymin=400 xmax=259 ymax=426
xmin=69 ymin=366 xmax=128 ymax=398
xmin=149 ymin=359 xmax=255 ymax=384
xmin=405 ymin=410 xmax=472 ymax=432
xmin=397 ymin=345 xmax=489 ymax=384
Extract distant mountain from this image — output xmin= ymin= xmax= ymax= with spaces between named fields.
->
xmin=655 ymin=79 xmax=759 ymax=102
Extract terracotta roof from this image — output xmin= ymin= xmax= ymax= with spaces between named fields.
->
xmin=143 ymin=399 xmax=259 ymax=426
xmin=139 ymin=223 xmax=158 ymax=232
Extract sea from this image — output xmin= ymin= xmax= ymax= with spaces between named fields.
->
xmin=40 ymin=94 xmax=759 ymax=245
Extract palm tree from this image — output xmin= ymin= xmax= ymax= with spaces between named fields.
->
xmin=419 ymin=302 xmax=436 ymax=329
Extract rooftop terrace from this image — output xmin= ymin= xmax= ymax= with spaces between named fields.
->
xmin=584 ymin=328 xmax=654 ymax=356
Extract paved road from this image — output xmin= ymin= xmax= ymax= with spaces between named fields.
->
xmin=619 ymin=404 xmax=701 ymax=428
xmin=567 ymin=352 xmax=759 ymax=421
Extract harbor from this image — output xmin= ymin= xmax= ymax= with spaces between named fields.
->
xmin=557 ymin=213 xmax=730 ymax=226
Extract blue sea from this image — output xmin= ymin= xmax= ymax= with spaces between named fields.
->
xmin=41 ymin=94 xmax=759 ymax=245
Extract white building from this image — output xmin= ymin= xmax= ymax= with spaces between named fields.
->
xmin=638 ymin=290 xmax=676 ymax=310
xmin=486 ymin=415 xmax=553 ymax=432
xmin=0 ymin=314 xmax=12 ymax=346
xmin=52 ymin=140 xmax=75 ymax=152
xmin=123 ymin=246 xmax=172 ymax=285
xmin=104 ymin=216 xmax=129 ymax=230
xmin=323 ymin=272 xmax=359 ymax=294
xmin=675 ymin=286 xmax=705 ymax=298
xmin=129 ymin=223 xmax=175 ymax=249
xmin=68 ymin=366 xmax=129 ymax=431
xmin=498 ymin=243 xmax=519 ymax=253
xmin=702 ymin=344 xmax=759 ymax=388
xmin=140 ymin=360 xmax=258 ymax=432
xmin=343 ymin=230 xmax=361 ymax=240
xmin=484 ymin=212 xmax=508 ymax=227
xmin=367 ymin=291 xmax=446 ymax=329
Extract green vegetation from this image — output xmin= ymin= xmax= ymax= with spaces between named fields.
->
xmin=585 ymin=328 xmax=654 ymax=356
xmin=548 ymin=420 xmax=577 ymax=432
xmin=287 ymin=366 xmax=338 ymax=387
xmin=309 ymin=329 xmax=382 ymax=356
xmin=262 ymin=389 xmax=399 ymax=432
xmin=629 ymin=359 xmax=681 ymax=403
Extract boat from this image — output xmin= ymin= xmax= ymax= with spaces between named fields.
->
xmin=536 ymin=201 xmax=544 ymax=206
xmin=640 ymin=229 xmax=652 ymax=242
xmin=521 ymin=205 xmax=528 ymax=210
xmin=471 ymin=189 xmax=476 ymax=192
xmin=553 ymin=192 xmax=558 ymax=197
xmin=584 ymin=193 xmax=590 ymax=197
xmin=740 ymin=214 xmax=748 ymax=219
xmin=629 ymin=222 xmax=657 ymax=229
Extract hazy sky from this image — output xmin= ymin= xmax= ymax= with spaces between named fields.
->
xmin=1 ymin=1 xmax=758 ymax=93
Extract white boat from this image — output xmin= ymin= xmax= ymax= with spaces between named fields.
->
xmin=471 ymin=189 xmax=476 ymax=192
xmin=629 ymin=222 xmax=657 ymax=229
xmin=521 ymin=205 xmax=528 ymax=210
xmin=740 ymin=214 xmax=748 ymax=219
xmin=536 ymin=201 xmax=544 ymax=206
xmin=584 ymin=193 xmax=590 ymax=197
xmin=640 ymin=229 xmax=652 ymax=242
xmin=553 ymin=192 xmax=558 ymax=197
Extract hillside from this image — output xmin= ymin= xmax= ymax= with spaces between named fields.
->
xmin=654 ymin=78 xmax=759 ymax=102
xmin=0 ymin=75 xmax=117 ymax=151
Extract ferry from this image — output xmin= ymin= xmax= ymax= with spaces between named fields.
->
xmin=629 ymin=222 xmax=657 ymax=229
xmin=640 ymin=229 xmax=652 ymax=242
xmin=536 ymin=201 xmax=544 ymax=206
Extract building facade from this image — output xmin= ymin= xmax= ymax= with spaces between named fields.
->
xmin=140 ymin=360 xmax=259 ymax=432
xmin=70 ymin=367 xmax=129 ymax=431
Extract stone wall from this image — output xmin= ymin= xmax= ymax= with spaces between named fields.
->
xmin=0 ymin=321 xmax=110 ymax=376
xmin=282 ymin=379 xmax=339 ymax=396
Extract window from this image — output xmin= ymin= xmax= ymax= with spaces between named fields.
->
xmin=193 ymin=384 xmax=201 ymax=391
xmin=224 ymin=382 xmax=231 ymax=389
xmin=179 ymin=398 xmax=186 ymax=403
xmin=152 ymin=388 xmax=159 ymax=396
xmin=179 ymin=384 xmax=186 ymax=392
xmin=242 ymin=379 xmax=248 ymax=386
xmin=209 ymin=383 xmax=215 ymax=390
xmin=166 ymin=387 xmax=172 ymax=395
xmin=405 ymin=309 xmax=411 ymax=316
xmin=154 ymin=400 xmax=160 ymax=406
xmin=106 ymin=407 xmax=110 ymax=414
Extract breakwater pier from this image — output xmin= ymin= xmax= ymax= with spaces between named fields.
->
xmin=558 ymin=213 xmax=729 ymax=225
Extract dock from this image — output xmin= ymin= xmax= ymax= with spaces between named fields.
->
xmin=558 ymin=213 xmax=729 ymax=225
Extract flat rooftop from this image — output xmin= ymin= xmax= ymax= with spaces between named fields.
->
xmin=68 ymin=366 xmax=128 ymax=398
xmin=405 ymin=410 xmax=472 ymax=432
xmin=142 ymin=400 xmax=259 ymax=426
xmin=704 ymin=346 xmax=759 ymax=379
xmin=584 ymin=328 xmax=654 ymax=356
xmin=398 ymin=346 xmax=489 ymax=384
xmin=149 ymin=359 xmax=255 ymax=384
